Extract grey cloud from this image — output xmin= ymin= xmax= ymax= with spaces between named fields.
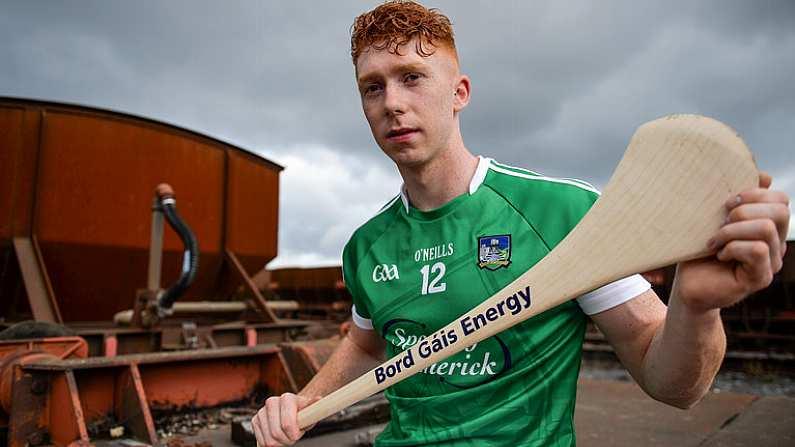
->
xmin=448 ymin=1 xmax=795 ymax=184
xmin=2 ymin=0 xmax=793 ymax=264
xmin=269 ymin=148 xmax=401 ymax=267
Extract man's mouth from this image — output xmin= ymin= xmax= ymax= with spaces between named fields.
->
xmin=386 ymin=128 xmax=418 ymax=142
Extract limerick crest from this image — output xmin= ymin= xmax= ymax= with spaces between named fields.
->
xmin=477 ymin=235 xmax=511 ymax=270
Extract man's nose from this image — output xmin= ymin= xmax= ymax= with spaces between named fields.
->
xmin=383 ymin=84 xmax=405 ymax=116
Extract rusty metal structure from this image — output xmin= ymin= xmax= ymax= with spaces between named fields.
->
xmin=0 ymin=98 xmax=340 ymax=447
xmin=265 ymin=267 xmax=351 ymax=321
xmin=582 ymin=242 xmax=795 ymax=365
xmin=2 ymin=96 xmax=790 ymax=446
xmin=640 ymin=241 xmax=795 ymax=354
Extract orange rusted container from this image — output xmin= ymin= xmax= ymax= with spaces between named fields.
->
xmin=0 ymin=97 xmax=283 ymax=324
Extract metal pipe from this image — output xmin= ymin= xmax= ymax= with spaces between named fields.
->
xmin=113 ymin=300 xmax=300 ymax=325
xmin=151 ymin=184 xmax=200 ymax=317
xmin=147 ymin=197 xmax=164 ymax=292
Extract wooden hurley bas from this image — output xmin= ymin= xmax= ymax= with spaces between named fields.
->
xmin=297 ymin=114 xmax=759 ymax=429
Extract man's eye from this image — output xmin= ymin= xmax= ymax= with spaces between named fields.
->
xmin=404 ymin=73 xmax=421 ymax=83
xmin=364 ymin=84 xmax=382 ymax=95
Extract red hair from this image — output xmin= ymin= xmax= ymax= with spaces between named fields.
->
xmin=351 ymin=1 xmax=457 ymax=66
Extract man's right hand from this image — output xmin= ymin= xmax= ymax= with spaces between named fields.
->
xmin=251 ymin=393 xmax=320 ymax=446
xmin=250 ymin=324 xmax=385 ymax=446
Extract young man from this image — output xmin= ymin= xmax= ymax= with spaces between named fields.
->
xmin=252 ymin=2 xmax=791 ymax=446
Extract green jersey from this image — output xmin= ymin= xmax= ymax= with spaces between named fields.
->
xmin=342 ymin=157 xmax=649 ymax=446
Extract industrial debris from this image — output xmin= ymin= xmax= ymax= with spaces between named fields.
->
xmin=230 ymin=394 xmax=390 ymax=446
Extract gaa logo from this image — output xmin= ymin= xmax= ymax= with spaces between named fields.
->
xmin=372 ymin=264 xmax=400 ymax=283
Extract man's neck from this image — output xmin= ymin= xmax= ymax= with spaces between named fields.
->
xmin=399 ymin=148 xmax=479 ymax=211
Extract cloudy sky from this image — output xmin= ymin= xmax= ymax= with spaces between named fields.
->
xmin=2 ymin=1 xmax=793 ymax=267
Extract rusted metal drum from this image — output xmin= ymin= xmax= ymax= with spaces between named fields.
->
xmin=0 ymin=337 xmax=89 ymax=414
xmin=0 ymin=97 xmax=282 ymax=324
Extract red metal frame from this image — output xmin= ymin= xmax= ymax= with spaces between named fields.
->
xmin=5 ymin=344 xmax=298 ymax=447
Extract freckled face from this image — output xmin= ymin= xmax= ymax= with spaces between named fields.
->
xmin=355 ymin=39 xmax=461 ymax=168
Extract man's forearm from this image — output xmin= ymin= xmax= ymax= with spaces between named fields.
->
xmin=299 ymin=333 xmax=384 ymax=398
xmin=640 ymin=287 xmax=726 ymax=408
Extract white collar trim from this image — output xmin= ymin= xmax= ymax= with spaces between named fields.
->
xmin=399 ymin=184 xmax=410 ymax=213
xmin=469 ymin=155 xmax=492 ymax=194
xmin=399 ymin=155 xmax=492 ymax=213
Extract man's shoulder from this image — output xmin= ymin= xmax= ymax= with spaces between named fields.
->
xmin=482 ymin=159 xmax=600 ymax=244
xmin=483 ymin=159 xmax=600 ymax=200
xmin=343 ymin=194 xmax=403 ymax=258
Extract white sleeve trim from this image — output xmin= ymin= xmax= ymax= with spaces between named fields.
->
xmin=351 ymin=305 xmax=374 ymax=330
xmin=576 ymin=274 xmax=651 ymax=315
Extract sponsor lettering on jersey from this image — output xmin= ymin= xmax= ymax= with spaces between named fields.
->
xmin=414 ymin=242 xmax=454 ymax=263
xmin=423 ymin=344 xmax=499 ymax=378
xmin=372 ymin=264 xmax=400 ymax=283
xmin=373 ymin=285 xmax=532 ymax=386
xmin=477 ymin=234 xmax=511 ymax=270
xmin=378 ymin=319 xmax=512 ymax=387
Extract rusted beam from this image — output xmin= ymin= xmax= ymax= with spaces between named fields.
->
xmin=12 ymin=237 xmax=61 ymax=323
xmin=117 ymin=364 xmax=157 ymax=445
xmin=69 ymin=321 xmax=306 ymax=357
xmin=47 ymin=370 xmax=88 ymax=447
xmin=279 ymin=338 xmax=340 ymax=390
xmin=0 ymin=337 xmax=88 ymax=362
xmin=65 ymin=371 xmax=90 ymax=443
xmin=226 ymin=249 xmax=278 ymax=323
xmin=22 ymin=345 xmax=283 ymax=371
xmin=275 ymin=352 xmax=299 ymax=395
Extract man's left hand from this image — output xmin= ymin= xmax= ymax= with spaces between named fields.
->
xmin=674 ymin=171 xmax=790 ymax=311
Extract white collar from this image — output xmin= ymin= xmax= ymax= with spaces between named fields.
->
xmin=399 ymin=155 xmax=492 ymax=213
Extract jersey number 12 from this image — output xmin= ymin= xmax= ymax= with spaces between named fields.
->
xmin=420 ymin=262 xmax=446 ymax=295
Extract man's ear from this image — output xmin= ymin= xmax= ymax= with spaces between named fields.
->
xmin=453 ymin=75 xmax=471 ymax=112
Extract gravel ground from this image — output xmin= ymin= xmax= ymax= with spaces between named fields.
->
xmin=579 ymin=365 xmax=795 ymax=397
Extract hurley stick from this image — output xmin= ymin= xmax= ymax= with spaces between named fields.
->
xmin=297 ymin=114 xmax=758 ymax=428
